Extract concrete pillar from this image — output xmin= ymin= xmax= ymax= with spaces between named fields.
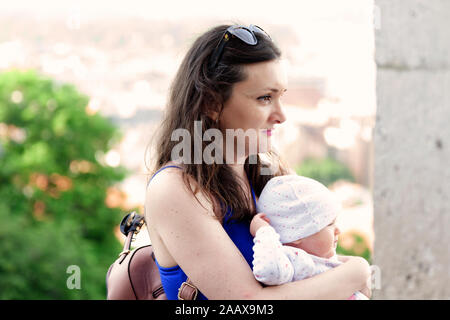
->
xmin=373 ymin=0 xmax=450 ymax=299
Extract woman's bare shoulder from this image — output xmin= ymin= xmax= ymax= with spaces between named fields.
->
xmin=146 ymin=164 xmax=184 ymax=189
xmin=145 ymin=164 xmax=216 ymax=220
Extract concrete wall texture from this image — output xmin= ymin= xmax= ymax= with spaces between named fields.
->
xmin=373 ymin=0 xmax=450 ymax=299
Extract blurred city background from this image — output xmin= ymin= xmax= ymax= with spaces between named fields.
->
xmin=0 ymin=0 xmax=376 ymax=299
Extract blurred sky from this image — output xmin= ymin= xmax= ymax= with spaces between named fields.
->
xmin=0 ymin=0 xmax=373 ymax=22
xmin=1 ymin=0 xmax=376 ymax=117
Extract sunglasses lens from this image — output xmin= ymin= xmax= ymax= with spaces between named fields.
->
xmin=231 ymin=28 xmax=257 ymax=45
xmin=250 ymin=25 xmax=271 ymax=39
xmin=209 ymin=24 xmax=271 ymax=69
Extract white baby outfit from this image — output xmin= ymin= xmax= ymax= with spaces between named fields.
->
xmin=252 ymin=175 xmax=368 ymax=300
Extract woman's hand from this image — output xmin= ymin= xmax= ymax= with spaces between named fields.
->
xmin=346 ymin=256 xmax=372 ymax=294
xmin=360 ymin=282 xmax=372 ymax=299
xmin=337 ymin=255 xmax=372 ymax=298
xmin=360 ymin=268 xmax=372 ymax=298
xmin=250 ymin=213 xmax=271 ymax=237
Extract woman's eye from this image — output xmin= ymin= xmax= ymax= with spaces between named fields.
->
xmin=257 ymin=95 xmax=272 ymax=103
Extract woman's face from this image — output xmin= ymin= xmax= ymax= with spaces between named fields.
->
xmin=218 ymin=59 xmax=287 ymax=163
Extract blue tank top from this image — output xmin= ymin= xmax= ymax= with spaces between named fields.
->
xmin=147 ymin=165 xmax=256 ymax=300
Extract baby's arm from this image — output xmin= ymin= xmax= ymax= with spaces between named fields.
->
xmin=251 ymin=214 xmax=295 ymax=285
xmin=252 ymin=226 xmax=295 ymax=285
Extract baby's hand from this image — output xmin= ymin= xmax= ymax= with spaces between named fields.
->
xmin=250 ymin=213 xmax=271 ymax=237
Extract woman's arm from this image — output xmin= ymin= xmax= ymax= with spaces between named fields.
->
xmin=146 ymin=169 xmax=370 ymax=300
xmin=254 ymin=256 xmax=371 ymax=300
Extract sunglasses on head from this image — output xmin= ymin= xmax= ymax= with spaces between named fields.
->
xmin=208 ymin=24 xmax=272 ymax=70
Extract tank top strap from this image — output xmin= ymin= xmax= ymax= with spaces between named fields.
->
xmin=146 ymin=165 xmax=182 ymax=188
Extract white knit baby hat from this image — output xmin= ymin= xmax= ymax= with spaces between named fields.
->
xmin=256 ymin=175 xmax=341 ymax=244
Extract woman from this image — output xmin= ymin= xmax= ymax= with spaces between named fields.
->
xmin=145 ymin=24 xmax=371 ymax=300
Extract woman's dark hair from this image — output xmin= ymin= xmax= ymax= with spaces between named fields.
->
xmin=146 ymin=24 xmax=289 ymax=222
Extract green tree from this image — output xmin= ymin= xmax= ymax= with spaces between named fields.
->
xmin=295 ymin=157 xmax=355 ymax=187
xmin=0 ymin=70 xmax=129 ymax=299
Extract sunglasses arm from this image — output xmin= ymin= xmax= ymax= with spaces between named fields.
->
xmin=208 ymin=32 xmax=230 ymax=70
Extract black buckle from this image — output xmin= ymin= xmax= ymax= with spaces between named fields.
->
xmin=119 ymin=211 xmax=145 ymax=236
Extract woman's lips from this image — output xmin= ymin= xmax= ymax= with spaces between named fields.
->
xmin=265 ymin=129 xmax=272 ymax=136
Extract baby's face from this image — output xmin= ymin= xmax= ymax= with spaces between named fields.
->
xmin=286 ymin=219 xmax=340 ymax=259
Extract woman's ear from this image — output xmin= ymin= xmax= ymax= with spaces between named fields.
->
xmin=202 ymin=99 xmax=223 ymax=123
xmin=207 ymin=110 xmax=219 ymax=123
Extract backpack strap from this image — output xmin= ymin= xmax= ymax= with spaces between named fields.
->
xmin=178 ymin=278 xmax=198 ymax=300
xmin=120 ymin=211 xmax=198 ymax=300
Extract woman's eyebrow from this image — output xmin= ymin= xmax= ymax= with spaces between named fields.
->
xmin=245 ymin=87 xmax=287 ymax=96
xmin=261 ymin=87 xmax=288 ymax=93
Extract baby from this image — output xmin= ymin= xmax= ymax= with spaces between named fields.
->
xmin=250 ymin=174 xmax=369 ymax=300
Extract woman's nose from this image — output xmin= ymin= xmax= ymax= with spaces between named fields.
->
xmin=273 ymin=100 xmax=286 ymax=124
